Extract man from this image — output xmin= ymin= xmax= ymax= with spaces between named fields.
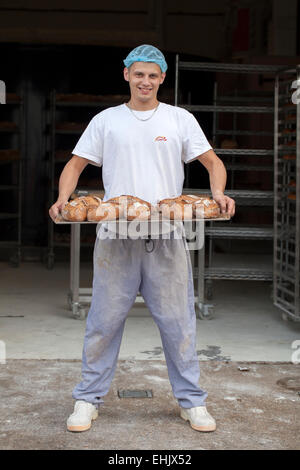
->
xmin=49 ymin=44 xmax=235 ymax=433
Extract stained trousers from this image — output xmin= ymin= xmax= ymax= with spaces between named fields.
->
xmin=72 ymin=233 xmax=207 ymax=408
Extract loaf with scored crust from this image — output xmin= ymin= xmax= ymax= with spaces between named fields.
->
xmin=61 ymin=195 xmax=101 ymax=221
xmin=87 ymin=202 xmax=121 ymax=221
xmin=158 ymin=195 xmax=220 ymax=219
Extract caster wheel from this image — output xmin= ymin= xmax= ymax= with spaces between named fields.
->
xmin=196 ymin=303 xmax=214 ymax=320
xmin=281 ymin=312 xmax=290 ymax=322
xmin=73 ymin=304 xmax=87 ymax=320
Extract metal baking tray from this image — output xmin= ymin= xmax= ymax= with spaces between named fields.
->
xmin=54 ymin=213 xmax=231 ymax=224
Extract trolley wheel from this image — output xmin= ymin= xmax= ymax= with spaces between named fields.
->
xmin=281 ymin=312 xmax=291 ymax=322
xmin=72 ymin=304 xmax=87 ymax=321
xmin=196 ymin=303 xmax=214 ymax=320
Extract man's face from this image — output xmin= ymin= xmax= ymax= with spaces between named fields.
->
xmin=123 ymin=62 xmax=166 ymax=103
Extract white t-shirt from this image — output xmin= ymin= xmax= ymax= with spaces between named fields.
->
xmin=72 ymin=102 xmax=212 ymax=205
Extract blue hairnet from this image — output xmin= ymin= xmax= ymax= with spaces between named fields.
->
xmin=123 ymin=44 xmax=168 ymax=73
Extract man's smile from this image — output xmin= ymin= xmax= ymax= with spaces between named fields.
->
xmin=138 ymin=87 xmax=152 ymax=94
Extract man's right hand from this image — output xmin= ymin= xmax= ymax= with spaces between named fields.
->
xmin=49 ymin=200 xmax=68 ymax=222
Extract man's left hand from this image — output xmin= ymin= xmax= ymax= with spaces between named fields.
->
xmin=213 ymin=192 xmax=235 ymax=217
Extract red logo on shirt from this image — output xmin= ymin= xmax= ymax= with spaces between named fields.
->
xmin=155 ymin=136 xmax=167 ymax=142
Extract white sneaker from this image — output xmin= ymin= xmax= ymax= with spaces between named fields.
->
xmin=67 ymin=400 xmax=98 ymax=432
xmin=180 ymin=406 xmax=216 ymax=432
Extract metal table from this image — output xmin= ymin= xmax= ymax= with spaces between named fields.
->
xmin=55 ymin=215 xmax=230 ymax=321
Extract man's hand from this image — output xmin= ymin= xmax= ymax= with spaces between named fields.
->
xmin=196 ymin=150 xmax=235 ymax=217
xmin=49 ymin=199 xmax=68 ymax=222
xmin=48 ymin=155 xmax=89 ymax=222
xmin=213 ymin=191 xmax=235 ymax=217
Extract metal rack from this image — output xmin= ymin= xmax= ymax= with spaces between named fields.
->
xmin=175 ymin=57 xmax=286 ymax=308
xmin=0 ymin=93 xmax=24 ymax=266
xmin=55 ymin=206 xmax=231 ymax=320
xmin=46 ymin=91 xmax=128 ymax=269
xmin=274 ymin=66 xmax=300 ymax=321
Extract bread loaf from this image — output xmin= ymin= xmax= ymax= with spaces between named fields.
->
xmin=107 ymin=195 xmax=151 ymax=207
xmin=126 ymin=202 xmax=152 ymax=220
xmin=87 ymin=202 xmax=121 ymax=221
xmin=61 ymin=195 xmax=101 ymax=221
xmin=61 ymin=199 xmax=87 ymax=221
xmin=159 ymin=200 xmax=193 ymax=220
xmin=78 ymin=195 xmax=101 ymax=208
xmin=193 ymin=198 xmax=220 ymax=218
xmin=179 ymin=194 xmax=207 ymax=203
xmin=158 ymin=194 xmax=221 ymax=219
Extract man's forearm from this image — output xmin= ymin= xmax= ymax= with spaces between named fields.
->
xmin=57 ymin=159 xmax=82 ymax=203
xmin=208 ymin=158 xmax=227 ymax=198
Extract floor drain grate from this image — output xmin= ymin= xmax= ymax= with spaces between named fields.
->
xmin=118 ymin=389 xmax=153 ymax=398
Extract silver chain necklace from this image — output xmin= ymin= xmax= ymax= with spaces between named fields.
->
xmin=126 ymin=102 xmax=160 ymax=121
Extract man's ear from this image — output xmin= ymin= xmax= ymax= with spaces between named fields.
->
xmin=160 ymin=72 xmax=166 ymax=85
xmin=123 ymin=67 xmax=129 ymax=82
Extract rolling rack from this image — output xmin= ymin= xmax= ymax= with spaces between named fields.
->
xmin=0 ymin=92 xmax=24 ymax=267
xmin=46 ymin=91 xmax=128 ymax=269
xmin=175 ymin=58 xmax=286 ymax=314
xmin=274 ymin=66 xmax=300 ymax=321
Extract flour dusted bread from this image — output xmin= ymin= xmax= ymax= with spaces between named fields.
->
xmin=193 ymin=198 xmax=220 ymax=218
xmin=107 ymin=195 xmax=151 ymax=206
xmin=179 ymin=194 xmax=207 ymax=203
xmin=106 ymin=195 xmax=152 ymax=221
xmin=60 ymin=193 xmax=221 ymax=222
xmin=161 ymin=202 xmax=193 ymax=220
xmin=61 ymin=199 xmax=87 ymax=221
xmin=79 ymin=195 xmax=101 ymax=208
xmin=159 ymin=196 xmax=182 ymax=205
xmin=87 ymin=202 xmax=121 ymax=221
xmin=85 ymin=194 xmax=154 ymax=221
xmin=158 ymin=194 xmax=221 ymax=219
xmin=126 ymin=202 xmax=152 ymax=220
xmin=158 ymin=197 xmax=193 ymax=220
xmin=61 ymin=195 xmax=101 ymax=221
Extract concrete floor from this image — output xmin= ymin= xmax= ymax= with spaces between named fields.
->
xmin=0 ymin=359 xmax=299 ymax=450
xmin=0 ymin=261 xmax=299 ymax=362
xmin=0 ymin=261 xmax=300 ymax=450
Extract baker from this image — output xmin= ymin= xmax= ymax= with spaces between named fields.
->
xmin=49 ymin=44 xmax=235 ymax=433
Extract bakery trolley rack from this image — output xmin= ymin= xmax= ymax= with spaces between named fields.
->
xmin=55 ymin=212 xmax=231 ymax=320
xmin=273 ymin=66 xmax=300 ymax=321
